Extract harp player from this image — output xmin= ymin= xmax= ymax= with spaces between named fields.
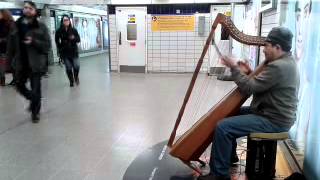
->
xmin=198 ymin=27 xmax=300 ymax=180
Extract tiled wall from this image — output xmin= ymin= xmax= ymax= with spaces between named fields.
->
xmin=108 ymin=5 xmax=253 ymax=73
xmin=109 ymin=13 xmax=211 ymax=73
xmin=146 ymin=14 xmax=211 ymax=73
xmin=109 ymin=15 xmax=118 ymax=71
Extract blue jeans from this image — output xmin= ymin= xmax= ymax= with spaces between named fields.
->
xmin=64 ymin=57 xmax=80 ymax=72
xmin=209 ymin=106 xmax=289 ymax=178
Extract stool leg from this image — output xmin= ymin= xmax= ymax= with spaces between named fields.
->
xmin=245 ymin=137 xmax=257 ymax=179
xmin=264 ymin=141 xmax=277 ymax=178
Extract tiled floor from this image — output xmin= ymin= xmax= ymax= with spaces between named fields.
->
xmin=0 ymin=53 xmax=290 ymax=180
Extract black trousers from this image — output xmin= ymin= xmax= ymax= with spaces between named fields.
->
xmin=16 ymin=69 xmax=42 ymax=115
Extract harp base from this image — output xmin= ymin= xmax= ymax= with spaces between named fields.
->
xmin=182 ymin=159 xmax=207 ymax=175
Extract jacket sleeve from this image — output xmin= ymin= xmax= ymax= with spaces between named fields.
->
xmin=31 ymin=24 xmax=51 ymax=54
xmin=73 ymin=29 xmax=80 ymax=43
xmin=55 ymin=29 xmax=61 ymax=50
xmin=231 ymin=63 xmax=281 ymax=96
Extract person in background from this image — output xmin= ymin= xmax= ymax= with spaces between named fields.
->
xmin=7 ymin=1 xmax=51 ymax=123
xmin=55 ymin=14 xmax=81 ymax=87
xmin=0 ymin=9 xmax=14 ymax=86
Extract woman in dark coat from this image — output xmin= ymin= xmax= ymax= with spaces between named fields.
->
xmin=0 ymin=9 xmax=14 ymax=86
xmin=55 ymin=15 xmax=81 ymax=87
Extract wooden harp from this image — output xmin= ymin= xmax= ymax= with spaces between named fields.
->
xmin=167 ymin=13 xmax=266 ymax=172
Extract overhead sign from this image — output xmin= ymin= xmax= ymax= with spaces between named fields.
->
xmin=151 ymin=15 xmax=195 ymax=32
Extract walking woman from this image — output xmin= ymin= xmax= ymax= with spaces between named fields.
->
xmin=55 ymin=15 xmax=81 ymax=87
xmin=0 ymin=10 xmax=14 ymax=86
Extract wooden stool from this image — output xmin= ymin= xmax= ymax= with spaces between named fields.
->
xmin=245 ymin=132 xmax=289 ymax=180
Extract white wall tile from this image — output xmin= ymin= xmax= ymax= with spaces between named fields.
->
xmin=153 ymin=49 xmax=161 ymax=54
xmin=152 ymin=32 xmax=161 ymax=37
xmin=153 ymin=57 xmax=161 ymax=62
xmin=186 ymin=54 xmax=195 ymax=58
xmin=161 ymin=36 xmax=170 ymax=41
xmin=170 ymin=32 xmax=178 ymax=36
xmin=169 ymin=41 xmax=178 ymax=46
xmin=161 ymin=62 xmax=169 ymax=66
xmin=178 ymin=32 xmax=187 ymax=36
xmin=186 ymin=45 xmax=195 ymax=50
xmin=178 ymin=45 xmax=187 ymax=50
xmin=177 ymin=67 xmax=186 ymax=72
xmin=153 ymin=66 xmax=160 ymax=71
xmin=169 ymin=49 xmax=178 ymax=54
xmin=178 ymin=36 xmax=187 ymax=41
xmin=153 ymin=53 xmax=161 ymax=58
xmin=178 ymin=49 xmax=186 ymax=54
xmin=153 ymin=61 xmax=161 ymax=66
xmin=177 ymin=58 xmax=186 ymax=63
xmin=160 ymin=41 xmax=170 ymax=46
xmin=161 ymin=32 xmax=170 ymax=36
xmin=178 ymin=54 xmax=186 ymax=59
xmin=152 ymin=46 xmax=161 ymax=50
xmin=161 ymin=49 xmax=169 ymax=54
xmin=169 ymin=54 xmax=177 ymax=58
xmin=146 ymin=13 xmax=211 ymax=73
xmin=152 ymin=36 xmax=161 ymax=41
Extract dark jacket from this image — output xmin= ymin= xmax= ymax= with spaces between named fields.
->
xmin=7 ymin=17 xmax=51 ymax=74
xmin=231 ymin=53 xmax=300 ymax=129
xmin=55 ymin=27 xmax=80 ymax=59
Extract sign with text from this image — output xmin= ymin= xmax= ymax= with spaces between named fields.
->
xmin=128 ymin=14 xmax=136 ymax=23
xmin=151 ymin=15 xmax=195 ymax=32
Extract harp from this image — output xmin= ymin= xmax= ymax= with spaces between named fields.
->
xmin=167 ymin=13 xmax=266 ymax=173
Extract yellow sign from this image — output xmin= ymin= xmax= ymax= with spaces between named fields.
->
xmin=128 ymin=14 xmax=136 ymax=23
xmin=224 ymin=11 xmax=232 ymax=17
xmin=151 ymin=15 xmax=195 ymax=32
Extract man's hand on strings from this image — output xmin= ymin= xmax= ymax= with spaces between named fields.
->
xmin=221 ymin=56 xmax=253 ymax=74
xmin=220 ymin=56 xmax=237 ymax=68
xmin=237 ymin=60 xmax=252 ymax=74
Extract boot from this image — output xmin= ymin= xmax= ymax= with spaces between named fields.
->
xmin=31 ymin=113 xmax=40 ymax=123
xmin=74 ymin=69 xmax=80 ymax=85
xmin=0 ymin=76 xmax=5 ymax=86
xmin=66 ymin=70 xmax=74 ymax=87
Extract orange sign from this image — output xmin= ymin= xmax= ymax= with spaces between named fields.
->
xmin=151 ymin=15 xmax=195 ymax=32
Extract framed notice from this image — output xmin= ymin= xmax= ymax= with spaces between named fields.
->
xmin=151 ymin=15 xmax=195 ymax=32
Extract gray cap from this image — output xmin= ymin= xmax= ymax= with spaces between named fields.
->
xmin=265 ymin=27 xmax=293 ymax=51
